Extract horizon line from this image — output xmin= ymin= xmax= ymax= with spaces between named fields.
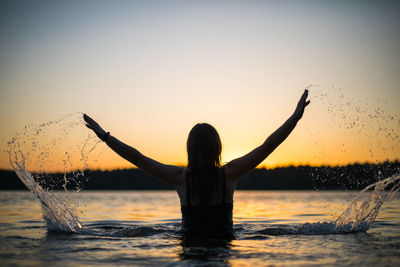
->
xmin=2 ymin=159 xmax=399 ymax=173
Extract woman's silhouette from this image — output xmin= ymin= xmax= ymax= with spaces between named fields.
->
xmin=84 ymin=90 xmax=310 ymax=238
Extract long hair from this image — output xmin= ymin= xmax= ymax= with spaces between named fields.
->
xmin=186 ymin=123 xmax=222 ymax=205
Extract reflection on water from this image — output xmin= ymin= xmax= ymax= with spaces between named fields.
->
xmin=1 ymin=191 xmax=400 ymax=266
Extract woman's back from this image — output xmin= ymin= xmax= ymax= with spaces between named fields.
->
xmin=180 ymin=167 xmax=233 ymax=238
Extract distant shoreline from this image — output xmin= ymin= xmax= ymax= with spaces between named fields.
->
xmin=1 ymin=161 xmax=399 ymax=191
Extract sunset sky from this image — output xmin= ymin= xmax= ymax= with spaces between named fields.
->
xmin=1 ymin=0 xmax=399 ymax=171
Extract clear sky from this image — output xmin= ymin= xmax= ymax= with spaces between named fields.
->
xmin=1 ymin=0 xmax=399 ymax=171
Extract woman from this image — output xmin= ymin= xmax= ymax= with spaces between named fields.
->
xmin=84 ymin=90 xmax=310 ymax=238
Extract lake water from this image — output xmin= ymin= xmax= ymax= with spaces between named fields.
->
xmin=1 ymin=190 xmax=399 ymax=266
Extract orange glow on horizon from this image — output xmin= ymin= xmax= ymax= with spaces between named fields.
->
xmin=2 ymin=101 xmax=400 ymax=173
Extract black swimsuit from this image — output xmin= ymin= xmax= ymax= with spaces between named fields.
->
xmin=180 ymin=168 xmax=233 ymax=238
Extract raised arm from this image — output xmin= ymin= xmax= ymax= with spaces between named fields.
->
xmin=83 ymin=114 xmax=184 ymax=186
xmin=224 ymin=90 xmax=310 ymax=181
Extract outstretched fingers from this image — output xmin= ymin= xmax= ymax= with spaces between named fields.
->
xmin=83 ymin=113 xmax=101 ymax=128
xmin=302 ymin=89 xmax=309 ymax=101
xmin=83 ymin=114 xmax=96 ymax=124
xmin=300 ymin=90 xmax=310 ymax=107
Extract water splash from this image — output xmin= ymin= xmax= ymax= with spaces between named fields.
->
xmin=334 ymin=173 xmax=400 ymax=231
xmin=13 ymin=167 xmax=83 ymax=232
xmin=7 ymin=112 xmax=101 ymax=233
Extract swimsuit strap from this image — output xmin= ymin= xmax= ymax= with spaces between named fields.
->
xmin=221 ymin=167 xmax=226 ymax=204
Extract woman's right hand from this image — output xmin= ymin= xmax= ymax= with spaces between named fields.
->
xmin=83 ymin=114 xmax=108 ymax=141
xmin=293 ymin=89 xmax=310 ymax=121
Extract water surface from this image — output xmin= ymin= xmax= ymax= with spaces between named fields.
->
xmin=1 ymin=190 xmax=399 ymax=266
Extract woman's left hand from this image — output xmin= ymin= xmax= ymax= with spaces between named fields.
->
xmin=83 ymin=114 xmax=108 ymax=141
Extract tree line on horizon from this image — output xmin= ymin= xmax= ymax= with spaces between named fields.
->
xmin=1 ymin=161 xmax=399 ymax=191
